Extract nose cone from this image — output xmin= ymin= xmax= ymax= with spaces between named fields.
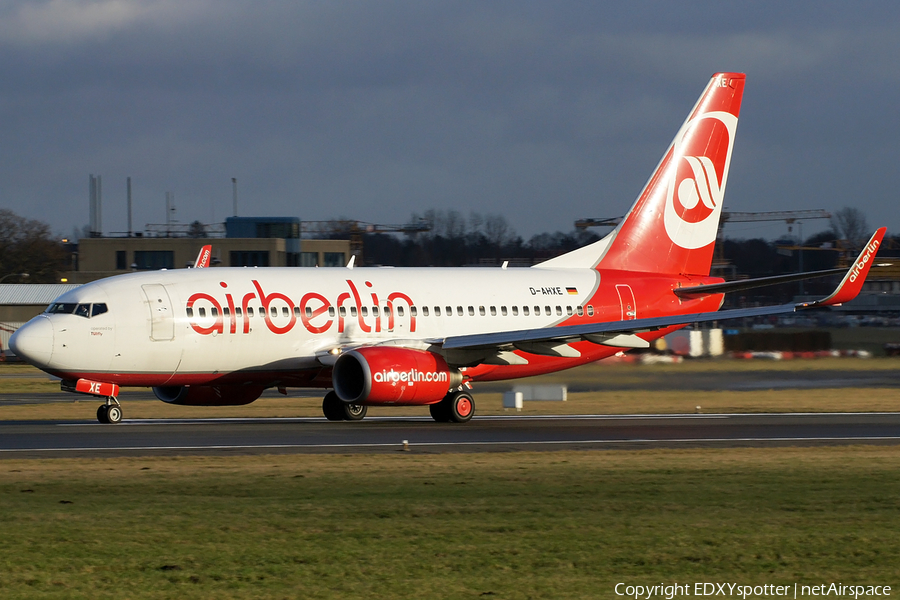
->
xmin=9 ymin=316 xmax=54 ymax=367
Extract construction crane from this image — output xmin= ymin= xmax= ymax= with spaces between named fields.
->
xmin=576 ymin=209 xmax=832 ymax=235
xmin=300 ymin=219 xmax=432 ymax=265
xmin=576 ymin=210 xmax=833 ymax=285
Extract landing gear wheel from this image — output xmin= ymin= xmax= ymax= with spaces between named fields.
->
xmin=429 ymin=402 xmax=451 ymax=423
xmin=343 ymin=403 xmax=367 ymax=421
xmin=105 ymin=404 xmax=122 ymax=424
xmin=97 ymin=399 xmax=122 ymax=424
xmin=322 ymin=391 xmax=345 ymax=421
xmin=431 ymin=391 xmax=475 ymax=423
xmin=448 ymin=391 xmax=474 ymax=423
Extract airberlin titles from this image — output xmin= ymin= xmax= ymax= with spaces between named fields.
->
xmin=186 ymin=279 xmax=416 ymax=336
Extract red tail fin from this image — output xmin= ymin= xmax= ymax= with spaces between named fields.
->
xmin=597 ymin=73 xmax=745 ymax=275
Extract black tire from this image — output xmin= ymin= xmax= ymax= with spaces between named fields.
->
xmin=322 ymin=391 xmax=345 ymax=421
xmin=447 ymin=391 xmax=475 ymax=423
xmin=106 ymin=405 xmax=122 ymax=424
xmin=96 ymin=405 xmax=109 ymax=424
xmin=342 ymin=403 xmax=367 ymax=421
xmin=429 ymin=402 xmax=451 ymax=422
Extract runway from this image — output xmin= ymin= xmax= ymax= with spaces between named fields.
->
xmin=3 ymin=412 xmax=900 ymax=458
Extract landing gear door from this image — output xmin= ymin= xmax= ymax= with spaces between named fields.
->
xmin=142 ymin=284 xmax=175 ymax=341
xmin=615 ymin=284 xmax=637 ymax=321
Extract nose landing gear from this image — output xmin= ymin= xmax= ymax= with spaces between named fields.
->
xmin=61 ymin=378 xmax=123 ymax=424
xmin=96 ymin=397 xmax=122 ymax=424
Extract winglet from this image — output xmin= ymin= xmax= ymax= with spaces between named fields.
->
xmin=797 ymin=227 xmax=886 ymax=308
xmin=193 ymin=245 xmax=212 ymax=269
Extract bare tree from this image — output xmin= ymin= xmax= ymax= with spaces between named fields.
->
xmin=830 ymin=207 xmax=869 ymax=250
xmin=0 ymin=209 xmax=68 ymax=283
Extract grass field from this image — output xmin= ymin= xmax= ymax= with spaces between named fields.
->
xmin=2 ymin=448 xmax=899 ymax=599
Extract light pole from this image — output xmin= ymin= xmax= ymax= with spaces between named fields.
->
xmin=0 ymin=273 xmax=29 ymax=284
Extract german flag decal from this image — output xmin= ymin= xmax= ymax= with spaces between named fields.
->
xmin=566 ymin=287 xmax=578 ymax=295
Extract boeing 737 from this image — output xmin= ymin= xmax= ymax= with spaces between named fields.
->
xmin=10 ymin=73 xmax=886 ymax=424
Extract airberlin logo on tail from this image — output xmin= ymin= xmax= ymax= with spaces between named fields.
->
xmin=663 ymin=110 xmax=738 ymax=250
xmin=373 ymin=369 xmax=449 ymax=384
xmin=848 ymin=238 xmax=881 ymax=283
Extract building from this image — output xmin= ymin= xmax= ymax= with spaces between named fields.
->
xmin=72 ymin=217 xmax=351 ymax=283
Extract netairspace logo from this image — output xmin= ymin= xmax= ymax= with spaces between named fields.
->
xmin=614 ymin=582 xmax=892 ymax=599
xmin=373 ymin=369 xmax=448 ymax=385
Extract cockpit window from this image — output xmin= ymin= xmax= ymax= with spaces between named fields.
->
xmin=47 ymin=303 xmax=77 ymax=314
xmin=46 ymin=302 xmax=108 ymax=318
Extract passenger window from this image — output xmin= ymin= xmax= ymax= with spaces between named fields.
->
xmin=247 ymin=307 xmax=254 ymax=317
xmin=468 ymin=306 xmax=474 ymax=316
xmin=339 ymin=307 xmax=347 ymax=317
xmin=328 ymin=307 xmax=335 ymax=317
xmin=293 ymin=306 xmax=300 ymax=316
xmin=385 ymin=306 xmax=392 ymax=317
xmin=587 ymin=305 xmax=594 ymax=317
xmin=351 ymin=307 xmax=357 ymax=317
xmin=236 ymin=307 xmax=243 ymax=317
xmin=576 ymin=306 xmax=583 ymax=317
xmin=398 ymin=306 xmax=405 ymax=317
xmin=258 ymin=307 xmax=264 ymax=315
xmin=534 ymin=306 xmax=540 ymax=315
xmin=545 ymin=306 xmax=551 ymax=316
xmin=566 ymin=306 xmax=573 ymax=316
xmin=305 ymin=306 xmax=313 ymax=317
xmin=199 ymin=307 xmax=207 ymax=318
xmin=270 ymin=307 xmax=277 ymax=317
xmin=373 ymin=306 xmax=380 ymax=317
xmin=447 ymin=306 xmax=453 ymax=316
xmin=457 ymin=306 xmax=463 ymax=316
xmin=434 ymin=307 xmax=441 ymax=316
xmin=91 ymin=303 xmax=108 ymax=317
xmin=423 ymin=306 xmax=429 ymax=317
xmin=479 ymin=306 xmax=485 ymax=316
xmin=223 ymin=307 xmax=230 ymax=317
xmin=410 ymin=306 xmax=417 ymax=317
xmin=523 ymin=306 xmax=529 ymax=316
xmin=556 ymin=306 xmax=562 ymax=316
xmin=491 ymin=306 xmax=498 ymax=316
xmin=186 ymin=307 xmax=194 ymax=318
xmin=211 ymin=307 xmax=219 ymax=317
xmin=512 ymin=306 xmax=518 ymax=316
xmin=362 ymin=307 xmax=368 ymax=317
xmin=282 ymin=307 xmax=289 ymax=317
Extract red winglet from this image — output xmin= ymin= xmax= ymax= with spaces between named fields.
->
xmin=797 ymin=227 xmax=886 ymax=308
xmin=194 ymin=245 xmax=212 ymax=268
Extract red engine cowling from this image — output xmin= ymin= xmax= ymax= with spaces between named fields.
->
xmin=152 ymin=384 xmax=265 ymax=406
xmin=332 ymin=347 xmax=461 ymax=405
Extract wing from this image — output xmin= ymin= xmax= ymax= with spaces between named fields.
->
xmin=441 ymin=228 xmax=887 ymax=353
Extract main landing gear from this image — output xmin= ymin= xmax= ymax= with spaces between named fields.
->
xmin=96 ymin=397 xmax=122 ymax=424
xmin=322 ymin=391 xmax=368 ymax=421
xmin=429 ymin=390 xmax=475 ymax=423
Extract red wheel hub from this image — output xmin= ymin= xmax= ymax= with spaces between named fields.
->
xmin=456 ymin=396 xmax=472 ymax=417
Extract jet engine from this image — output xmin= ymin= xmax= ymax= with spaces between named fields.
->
xmin=152 ymin=384 xmax=265 ymax=406
xmin=332 ymin=347 xmax=462 ymax=405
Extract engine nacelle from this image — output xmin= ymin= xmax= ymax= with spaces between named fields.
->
xmin=153 ymin=384 xmax=265 ymax=406
xmin=332 ymin=347 xmax=461 ymax=405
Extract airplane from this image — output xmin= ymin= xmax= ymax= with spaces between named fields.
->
xmin=9 ymin=72 xmax=887 ymax=424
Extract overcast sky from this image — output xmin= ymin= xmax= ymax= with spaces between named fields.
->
xmin=1 ymin=1 xmax=898 ymax=242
